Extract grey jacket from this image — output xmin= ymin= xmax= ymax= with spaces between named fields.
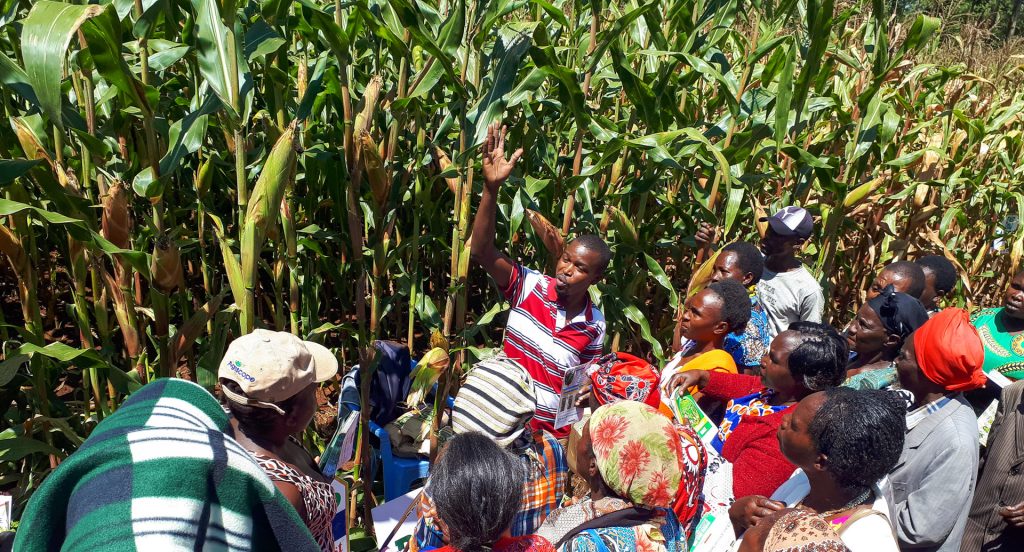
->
xmin=961 ymin=380 xmax=1024 ymax=551
xmin=889 ymin=393 xmax=979 ymax=552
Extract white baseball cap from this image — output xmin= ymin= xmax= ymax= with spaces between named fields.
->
xmin=218 ymin=329 xmax=338 ymax=414
xmin=760 ymin=205 xmax=813 ymax=238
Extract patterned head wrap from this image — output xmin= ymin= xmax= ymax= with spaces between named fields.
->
xmin=866 ymin=285 xmax=929 ymax=340
xmin=764 ymin=509 xmax=850 ymax=552
xmin=590 ymin=352 xmax=661 ymax=408
xmin=913 ymin=308 xmax=987 ymax=392
xmin=587 ymin=401 xmax=685 ymax=508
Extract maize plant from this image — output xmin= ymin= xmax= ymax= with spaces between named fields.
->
xmin=2 ymin=0 xmax=1024 ymax=534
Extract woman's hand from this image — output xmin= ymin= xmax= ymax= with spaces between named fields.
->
xmin=728 ymin=495 xmax=785 ymax=532
xmin=665 ymin=369 xmax=710 ymax=397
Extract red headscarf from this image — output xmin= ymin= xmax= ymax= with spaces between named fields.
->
xmin=590 ymin=352 xmax=661 ymax=408
xmin=913 ymin=308 xmax=987 ymax=392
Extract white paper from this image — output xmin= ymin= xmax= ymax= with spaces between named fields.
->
xmin=987 ymin=370 xmax=1013 ymax=388
xmin=554 ymin=364 xmax=590 ymax=429
xmin=0 ymin=495 xmax=10 ymax=531
xmin=330 ymin=480 xmax=349 ymax=552
xmin=372 ymin=488 xmax=421 ymax=552
xmin=688 ymin=510 xmax=736 ymax=552
xmin=978 ymin=399 xmax=1000 ymax=447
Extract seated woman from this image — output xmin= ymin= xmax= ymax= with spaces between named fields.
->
xmin=664 ymin=279 xmax=753 ymax=389
xmin=536 ymin=401 xmax=689 ymax=551
xmin=738 ymin=509 xmax=850 ymax=552
xmin=430 ymin=432 xmax=555 ymax=552
xmin=732 ymin=387 xmax=905 ymax=551
xmin=844 ymin=285 xmax=928 ymax=390
xmin=971 ymin=268 xmax=1024 ymax=381
xmin=218 ymin=329 xmax=339 ymax=552
xmin=666 ymin=322 xmax=847 ymax=498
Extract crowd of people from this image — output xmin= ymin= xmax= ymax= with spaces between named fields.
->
xmin=13 ymin=122 xmax=1024 ymax=552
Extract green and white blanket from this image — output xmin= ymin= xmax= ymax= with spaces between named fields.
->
xmin=15 ymin=378 xmax=319 ymax=552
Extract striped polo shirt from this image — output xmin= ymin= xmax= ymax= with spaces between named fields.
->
xmin=501 ymin=264 xmax=605 ymax=437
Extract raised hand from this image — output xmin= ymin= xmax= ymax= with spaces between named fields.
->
xmin=481 ymin=121 xmax=524 ymax=187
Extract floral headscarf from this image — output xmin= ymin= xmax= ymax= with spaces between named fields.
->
xmin=590 ymin=352 xmax=662 ymax=408
xmin=588 ymin=401 xmax=685 ymax=508
xmin=764 ymin=510 xmax=850 ymax=552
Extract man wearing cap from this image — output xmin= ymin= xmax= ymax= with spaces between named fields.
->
xmin=219 ymin=329 xmax=340 ymax=552
xmin=755 ymin=206 xmax=824 ymax=338
xmin=470 ymin=121 xmax=609 ymax=438
xmin=413 ymin=355 xmax=569 ymax=551
xmin=889 ymin=309 xmax=987 ymax=552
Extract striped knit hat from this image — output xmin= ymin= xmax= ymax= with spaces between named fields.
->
xmin=452 ymin=354 xmax=537 ymax=448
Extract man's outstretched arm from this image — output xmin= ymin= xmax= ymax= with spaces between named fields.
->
xmin=469 ymin=121 xmax=523 ymax=291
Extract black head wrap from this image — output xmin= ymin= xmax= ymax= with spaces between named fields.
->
xmin=866 ymin=284 xmax=929 ymax=340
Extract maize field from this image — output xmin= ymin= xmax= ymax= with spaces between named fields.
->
xmin=1 ymin=0 xmax=1024 ymax=533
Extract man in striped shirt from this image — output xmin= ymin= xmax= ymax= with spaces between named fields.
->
xmin=470 ymin=121 xmax=608 ymax=437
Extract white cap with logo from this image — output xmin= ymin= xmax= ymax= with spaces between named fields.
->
xmin=218 ymin=329 xmax=339 ymax=415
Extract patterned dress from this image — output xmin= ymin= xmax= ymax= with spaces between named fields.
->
xmin=971 ymin=307 xmax=1024 ymax=380
xmin=711 ymin=389 xmax=789 ymax=453
xmin=251 ymin=452 xmax=337 ymax=552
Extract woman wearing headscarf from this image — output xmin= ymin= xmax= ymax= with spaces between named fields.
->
xmin=971 ymin=268 xmax=1024 ymax=381
xmin=889 ymin=308 xmax=986 ymax=552
xmin=536 ymin=401 xmax=689 ymax=552
xmin=587 ymin=354 xmax=707 ymax=528
xmin=738 ymin=509 xmax=851 ymax=552
xmin=844 ymin=285 xmax=929 ymax=390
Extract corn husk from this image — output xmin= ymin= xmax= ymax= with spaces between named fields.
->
xmin=150 ymin=234 xmax=183 ymax=293
xmin=246 ymin=126 xmax=298 ymax=237
xmin=353 ymin=75 xmax=383 ymax=139
xmin=842 ymin=175 xmax=885 ymax=208
xmin=606 ymin=205 xmax=638 ymax=246
xmin=526 ymin=209 xmax=564 ymax=258
xmin=917 ymin=132 xmax=944 ymax=183
xmin=196 ymin=157 xmax=214 ymax=198
xmin=434 ymin=147 xmax=459 ymax=195
xmin=405 ymin=346 xmax=451 ymax=407
xmin=361 ymin=132 xmax=390 ymax=209
xmin=429 ymin=329 xmax=450 ymax=353
xmin=101 ymin=182 xmax=131 ymax=249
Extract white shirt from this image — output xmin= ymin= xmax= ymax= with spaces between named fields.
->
xmin=756 ymin=265 xmax=824 ymax=338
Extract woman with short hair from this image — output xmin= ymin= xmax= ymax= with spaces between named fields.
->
xmin=733 ymin=387 xmax=905 ymax=550
xmin=667 ymin=322 xmax=848 ymax=498
xmin=431 ymin=432 xmax=554 ymax=552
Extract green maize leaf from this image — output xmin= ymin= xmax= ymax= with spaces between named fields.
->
xmin=15 ymin=341 xmax=142 ymax=393
xmin=0 ymin=434 xmax=61 ymax=463
xmin=157 ymin=93 xmax=220 ymax=177
xmin=0 ymin=159 xmax=43 ymax=186
xmin=190 ymin=0 xmax=251 ymax=124
xmin=622 ymin=303 xmax=663 ymax=360
xmin=773 ymin=41 xmax=795 ymax=148
xmin=296 ymin=52 xmax=330 ymax=122
xmin=643 ymin=253 xmax=678 ymax=311
xmin=244 ymin=19 xmax=287 ymax=61
xmin=0 ymin=198 xmax=150 ymax=275
xmin=529 ymin=0 xmax=568 ymax=28
xmin=207 ymin=211 xmax=246 ymax=313
xmin=21 ymin=1 xmax=151 ymax=129
xmin=296 ymin=0 xmax=351 ymax=62
xmin=0 ymin=354 xmax=28 ymax=387
xmin=468 ymin=35 xmax=533 ymax=148
xmin=587 ymin=0 xmax=659 ymax=74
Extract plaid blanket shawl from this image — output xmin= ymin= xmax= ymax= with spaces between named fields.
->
xmin=14 ymin=378 xmax=319 ymax=552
